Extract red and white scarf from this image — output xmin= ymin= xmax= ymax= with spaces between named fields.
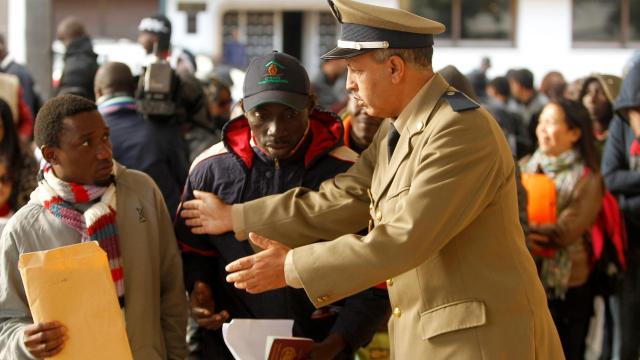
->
xmin=32 ymin=165 xmax=125 ymax=305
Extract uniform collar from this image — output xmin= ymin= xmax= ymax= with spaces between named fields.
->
xmin=375 ymin=73 xmax=450 ymax=200
xmin=392 ymin=73 xmax=447 ymax=137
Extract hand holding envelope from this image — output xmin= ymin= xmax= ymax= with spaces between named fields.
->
xmin=18 ymin=241 xmax=132 ymax=360
xmin=21 ymin=321 xmax=68 ymax=358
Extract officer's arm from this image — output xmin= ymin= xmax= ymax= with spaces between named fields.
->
xmin=231 ymin=121 xmax=387 ymax=248
xmin=289 ymin=110 xmax=509 ymax=307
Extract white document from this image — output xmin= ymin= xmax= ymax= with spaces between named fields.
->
xmin=222 ymin=319 xmax=294 ymax=360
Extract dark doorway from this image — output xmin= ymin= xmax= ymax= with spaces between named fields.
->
xmin=283 ymin=12 xmax=303 ymax=60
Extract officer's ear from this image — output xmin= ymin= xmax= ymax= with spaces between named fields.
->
xmin=388 ymin=55 xmax=406 ymax=85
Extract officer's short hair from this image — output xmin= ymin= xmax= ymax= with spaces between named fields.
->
xmin=508 ymin=69 xmax=535 ymax=90
xmin=35 ymin=94 xmax=97 ymax=148
xmin=371 ymin=48 xmax=433 ymax=69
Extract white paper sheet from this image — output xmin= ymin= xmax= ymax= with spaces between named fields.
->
xmin=222 ymin=319 xmax=293 ymax=360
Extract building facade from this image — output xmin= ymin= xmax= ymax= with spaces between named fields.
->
xmin=168 ymin=0 xmax=636 ymax=82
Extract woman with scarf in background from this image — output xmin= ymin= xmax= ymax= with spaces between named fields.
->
xmin=521 ymin=98 xmax=604 ymax=360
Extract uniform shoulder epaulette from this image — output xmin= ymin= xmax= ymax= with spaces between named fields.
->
xmin=441 ymin=90 xmax=480 ymax=112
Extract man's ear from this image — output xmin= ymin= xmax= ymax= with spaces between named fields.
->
xmin=41 ymin=145 xmax=58 ymax=165
xmin=388 ymin=55 xmax=406 ymax=85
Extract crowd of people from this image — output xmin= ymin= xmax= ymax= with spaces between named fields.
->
xmin=0 ymin=4 xmax=639 ymax=360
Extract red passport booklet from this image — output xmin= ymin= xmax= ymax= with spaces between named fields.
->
xmin=265 ymin=336 xmax=313 ymax=360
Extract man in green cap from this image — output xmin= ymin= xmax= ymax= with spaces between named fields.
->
xmin=180 ymin=0 xmax=564 ymax=358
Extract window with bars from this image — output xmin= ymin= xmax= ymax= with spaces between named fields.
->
xmin=318 ymin=12 xmax=339 ymax=56
xmin=246 ymin=12 xmax=275 ymax=61
xmin=222 ymin=11 xmax=239 ymax=44
xmin=572 ymin=0 xmax=640 ymax=47
xmin=406 ymin=0 xmax=516 ymax=46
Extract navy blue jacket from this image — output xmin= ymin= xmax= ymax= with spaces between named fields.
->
xmin=175 ymin=109 xmax=389 ymax=357
xmin=602 ymin=61 xmax=640 ymax=247
xmin=99 ymin=96 xmax=189 ymax=217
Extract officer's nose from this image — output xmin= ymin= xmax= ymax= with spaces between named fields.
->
xmin=346 ymin=68 xmax=358 ymax=93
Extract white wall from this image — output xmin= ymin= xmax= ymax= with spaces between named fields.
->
xmin=168 ymin=0 xmax=635 ymax=84
xmin=165 ymin=0 xmax=218 ymax=57
xmin=7 ymin=0 xmax=26 ymax=63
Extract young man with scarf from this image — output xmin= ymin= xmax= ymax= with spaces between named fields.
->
xmin=175 ymin=51 xmax=389 ymax=359
xmin=0 ymin=95 xmax=187 ymax=359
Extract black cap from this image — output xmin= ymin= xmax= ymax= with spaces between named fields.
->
xmin=243 ymin=51 xmax=310 ymax=112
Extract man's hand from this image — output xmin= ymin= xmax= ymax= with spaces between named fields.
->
xmin=225 ymin=232 xmax=290 ymax=294
xmin=180 ymin=190 xmax=232 ymax=235
xmin=528 ymin=232 xmax=550 ymax=246
xmin=627 ymin=108 xmax=640 ymax=138
xmin=190 ymin=281 xmax=229 ymax=330
xmin=23 ymin=321 xmax=67 ymax=358
xmin=311 ymin=333 xmax=347 ymax=360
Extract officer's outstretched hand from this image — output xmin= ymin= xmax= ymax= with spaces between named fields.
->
xmin=225 ymin=232 xmax=290 ymax=294
xmin=181 ymin=190 xmax=232 ymax=235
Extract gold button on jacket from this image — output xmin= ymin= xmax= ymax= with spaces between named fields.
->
xmin=392 ymin=307 xmax=401 ymax=317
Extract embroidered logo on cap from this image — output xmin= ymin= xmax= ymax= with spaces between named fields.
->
xmin=259 ymin=60 xmax=289 ymax=85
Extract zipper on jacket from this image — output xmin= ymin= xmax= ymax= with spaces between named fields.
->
xmin=274 ymin=158 xmax=280 ymax=170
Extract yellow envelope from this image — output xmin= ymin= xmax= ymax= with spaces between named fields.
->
xmin=18 ymin=241 xmax=132 ymax=360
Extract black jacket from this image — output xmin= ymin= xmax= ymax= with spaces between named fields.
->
xmin=602 ymin=61 xmax=640 ymax=248
xmin=175 ymin=109 xmax=389 ymax=358
xmin=98 ymin=96 xmax=188 ymax=217
xmin=57 ymin=36 xmax=98 ymax=101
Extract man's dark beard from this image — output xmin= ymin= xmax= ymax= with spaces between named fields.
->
xmin=94 ymin=175 xmax=115 ymax=187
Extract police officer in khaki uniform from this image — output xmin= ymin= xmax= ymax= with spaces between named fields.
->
xmin=181 ymin=0 xmax=564 ymax=358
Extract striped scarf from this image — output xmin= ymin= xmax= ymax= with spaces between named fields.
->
xmin=33 ymin=165 xmax=125 ymax=305
xmin=523 ymin=149 xmax=585 ymax=299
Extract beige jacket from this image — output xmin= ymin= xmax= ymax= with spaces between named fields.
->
xmin=232 ymin=74 xmax=564 ymax=359
xmin=0 ymin=164 xmax=187 ymax=360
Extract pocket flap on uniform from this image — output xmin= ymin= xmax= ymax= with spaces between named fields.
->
xmin=419 ymin=299 xmax=486 ymax=340
xmin=386 ymin=186 xmax=410 ymax=200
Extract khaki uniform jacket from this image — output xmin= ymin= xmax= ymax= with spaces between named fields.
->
xmin=0 ymin=164 xmax=187 ymax=360
xmin=232 ymin=74 xmax=564 ymax=359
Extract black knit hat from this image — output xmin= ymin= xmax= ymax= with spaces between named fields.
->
xmin=243 ymin=51 xmax=310 ymax=112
